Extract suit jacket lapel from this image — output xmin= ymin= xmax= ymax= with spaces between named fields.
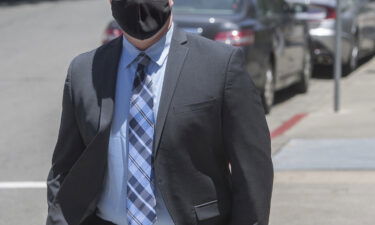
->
xmin=58 ymin=37 xmax=123 ymax=225
xmin=154 ymin=28 xmax=189 ymax=156
xmin=92 ymin=30 xmax=188 ymax=153
xmin=93 ymin=30 xmax=189 ymax=160
xmin=93 ymin=37 xmax=123 ymax=135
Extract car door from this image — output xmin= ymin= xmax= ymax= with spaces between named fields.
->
xmin=357 ymin=0 xmax=375 ymax=53
xmin=280 ymin=0 xmax=306 ymax=78
xmin=271 ymin=0 xmax=306 ymax=88
xmin=255 ymin=0 xmax=289 ymax=86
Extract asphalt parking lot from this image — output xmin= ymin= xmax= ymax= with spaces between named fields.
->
xmin=0 ymin=0 xmax=374 ymax=225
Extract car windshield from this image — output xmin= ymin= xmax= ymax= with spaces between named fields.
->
xmin=173 ymin=0 xmax=244 ymax=15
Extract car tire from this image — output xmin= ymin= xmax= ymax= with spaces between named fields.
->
xmin=344 ymin=36 xmax=359 ymax=74
xmin=295 ymin=48 xmax=312 ymax=94
xmin=261 ymin=63 xmax=275 ymax=114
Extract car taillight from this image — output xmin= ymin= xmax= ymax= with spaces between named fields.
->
xmin=311 ymin=4 xmax=336 ymax=20
xmin=214 ymin=29 xmax=255 ymax=46
xmin=102 ymin=28 xmax=123 ymax=44
xmin=325 ymin=7 xmax=336 ymax=19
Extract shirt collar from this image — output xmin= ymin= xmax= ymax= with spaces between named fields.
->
xmin=122 ymin=24 xmax=174 ymax=68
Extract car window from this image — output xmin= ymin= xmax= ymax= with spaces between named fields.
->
xmin=257 ymin=0 xmax=288 ymax=16
xmin=174 ymin=0 xmax=244 ymax=15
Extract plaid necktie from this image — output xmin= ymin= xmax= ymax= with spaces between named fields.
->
xmin=127 ymin=53 xmax=157 ymax=225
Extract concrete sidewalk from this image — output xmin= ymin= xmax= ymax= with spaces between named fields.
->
xmin=270 ymin=57 xmax=375 ymax=225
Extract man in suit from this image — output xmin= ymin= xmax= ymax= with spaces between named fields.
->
xmin=46 ymin=0 xmax=273 ymax=224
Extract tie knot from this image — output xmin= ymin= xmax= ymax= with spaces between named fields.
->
xmin=137 ymin=53 xmax=151 ymax=68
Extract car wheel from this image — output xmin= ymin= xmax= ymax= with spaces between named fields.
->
xmin=295 ymin=48 xmax=312 ymax=94
xmin=345 ymin=37 xmax=359 ymax=73
xmin=262 ymin=64 xmax=275 ymax=114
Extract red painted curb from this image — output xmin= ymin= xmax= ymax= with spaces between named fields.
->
xmin=271 ymin=113 xmax=308 ymax=139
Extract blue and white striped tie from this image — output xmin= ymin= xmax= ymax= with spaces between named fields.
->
xmin=127 ymin=53 xmax=157 ymax=225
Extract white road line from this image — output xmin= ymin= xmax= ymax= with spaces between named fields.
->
xmin=0 ymin=182 xmax=46 ymax=189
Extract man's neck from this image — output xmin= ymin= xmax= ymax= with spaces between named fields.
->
xmin=124 ymin=16 xmax=173 ymax=51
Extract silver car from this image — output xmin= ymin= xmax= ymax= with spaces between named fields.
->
xmin=288 ymin=0 xmax=375 ymax=72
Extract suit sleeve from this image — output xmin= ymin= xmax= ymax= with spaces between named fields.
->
xmin=222 ymin=48 xmax=274 ymax=225
xmin=46 ymin=60 xmax=86 ymax=225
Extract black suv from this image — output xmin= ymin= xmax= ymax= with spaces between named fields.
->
xmin=103 ymin=0 xmax=312 ymax=113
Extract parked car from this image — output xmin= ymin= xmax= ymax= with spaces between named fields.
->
xmin=102 ymin=0 xmax=312 ymax=113
xmin=287 ymin=0 xmax=375 ymax=72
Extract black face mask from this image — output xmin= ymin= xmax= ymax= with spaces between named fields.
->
xmin=111 ymin=0 xmax=172 ymax=40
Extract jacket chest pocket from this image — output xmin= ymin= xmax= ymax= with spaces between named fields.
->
xmin=173 ymin=98 xmax=217 ymax=115
xmin=164 ymin=98 xmax=220 ymax=148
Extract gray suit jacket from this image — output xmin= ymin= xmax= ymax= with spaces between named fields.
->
xmin=46 ymin=28 xmax=273 ymax=225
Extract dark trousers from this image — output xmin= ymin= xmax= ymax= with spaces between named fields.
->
xmin=80 ymin=213 xmax=116 ymax=225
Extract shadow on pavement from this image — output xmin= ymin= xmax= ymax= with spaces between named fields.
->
xmin=313 ymin=54 xmax=375 ymax=79
xmin=273 ymin=65 xmax=329 ymax=106
xmin=312 ymin=65 xmax=334 ymax=80
xmin=358 ymin=54 xmax=375 ymax=68
xmin=274 ymin=86 xmax=299 ymax=106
